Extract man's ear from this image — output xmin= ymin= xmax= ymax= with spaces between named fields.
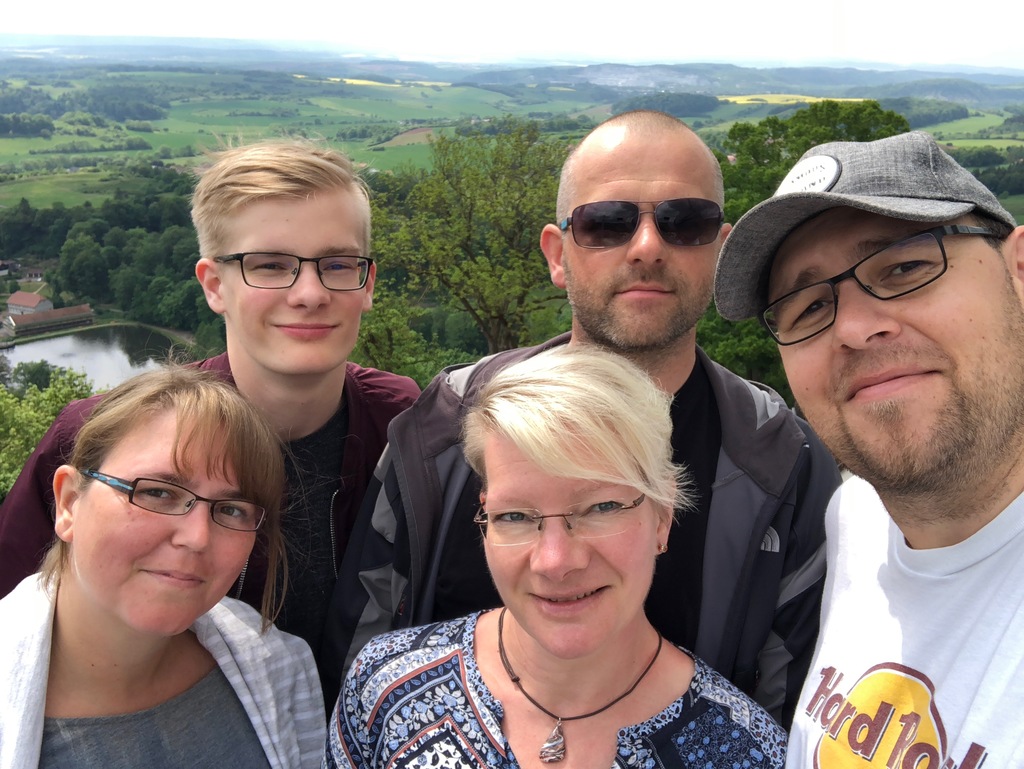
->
xmin=540 ymin=224 xmax=567 ymax=289
xmin=195 ymin=258 xmax=227 ymax=315
xmin=1003 ymin=225 xmax=1024 ymax=304
xmin=1009 ymin=225 xmax=1024 ymax=279
xmin=53 ymin=465 xmax=82 ymax=544
xmin=361 ymin=260 xmax=376 ymax=313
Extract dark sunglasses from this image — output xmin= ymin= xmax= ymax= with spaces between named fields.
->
xmin=559 ymin=198 xmax=724 ymax=249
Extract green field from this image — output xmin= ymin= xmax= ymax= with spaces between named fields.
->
xmin=937 ymin=137 xmax=1024 ymax=150
xmin=0 ymin=70 xmax=609 ymax=206
xmin=1 ymin=67 xmax=1022 ymax=211
xmin=356 ymin=142 xmax=434 ymax=170
xmin=0 ymin=169 xmax=158 ymax=208
xmin=926 ymin=113 xmax=1008 ymax=135
xmin=1001 ymin=194 xmax=1024 ymax=222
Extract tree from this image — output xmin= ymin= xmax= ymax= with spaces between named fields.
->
xmin=154 ymin=279 xmax=207 ymax=330
xmin=33 ymin=202 xmax=75 ymax=260
xmin=56 ymin=232 xmax=106 ymax=303
xmin=352 ymin=286 xmax=467 ymax=387
xmin=721 ymin=100 xmax=910 ymax=223
xmin=613 ymin=93 xmax=721 ymax=117
xmin=111 ymin=260 xmax=151 ymax=314
xmin=193 ymin=317 xmax=227 ymax=357
xmin=947 ymin=145 xmax=1006 ymax=168
xmin=9 ymin=360 xmax=68 ymax=397
xmin=376 ymin=118 xmax=569 ymax=355
xmin=786 ymin=100 xmax=909 ymax=153
xmin=0 ymin=368 xmax=93 ymax=501
xmin=135 ymin=276 xmax=175 ymax=325
xmin=0 ymin=198 xmax=36 ymax=257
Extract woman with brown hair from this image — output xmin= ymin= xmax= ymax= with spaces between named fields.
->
xmin=0 ymin=366 xmax=324 ymax=768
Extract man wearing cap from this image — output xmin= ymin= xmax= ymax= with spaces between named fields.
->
xmin=324 ymin=110 xmax=841 ymax=728
xmin=716 ymin=131 xmax=1024 ymax=766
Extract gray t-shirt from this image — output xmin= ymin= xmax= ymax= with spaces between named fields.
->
xmin=40 ymin=666 xmax=270 ymax=768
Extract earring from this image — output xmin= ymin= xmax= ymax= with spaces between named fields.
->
xmin=657 ymin=543 xmax=668 ymax=554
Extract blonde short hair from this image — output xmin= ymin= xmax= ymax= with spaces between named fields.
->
xmin=463 ymin=345 xmax=691 ymax=518
xmin=39 ymin=366 xmax=287 ymax=627
xmin=190 ymin=139 xmax=371 ymax=257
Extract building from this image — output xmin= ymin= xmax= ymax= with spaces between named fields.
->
xmin=6 ymin=291 xmax=53 ymax=315
xmin=3 ymin=305 xmax=94 ymax=336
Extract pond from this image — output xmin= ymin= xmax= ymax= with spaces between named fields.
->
xmin=2 ymin=325 xmax=187 ymax=391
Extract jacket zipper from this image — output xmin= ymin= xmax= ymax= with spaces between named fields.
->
xmin=329 ymin=487 xmax=340 ymax=577
xmin=234 ymin=558 xmax=248 ymax=599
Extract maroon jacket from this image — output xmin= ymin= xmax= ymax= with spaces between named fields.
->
xmin=0 ymin=353 xmax=420 ymax=605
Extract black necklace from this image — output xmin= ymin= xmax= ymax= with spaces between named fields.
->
xmin=496 ymin=607 xmax=663 ymax=763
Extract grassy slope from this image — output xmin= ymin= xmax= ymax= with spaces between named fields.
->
xmin=1 ymin=71 xmax=1021 ymax=211
xmin=0 ymin=74 xmax=606 ymax=206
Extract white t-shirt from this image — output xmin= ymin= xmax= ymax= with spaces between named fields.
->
xmin=786 ymin=476 xmax=1024 ymax=769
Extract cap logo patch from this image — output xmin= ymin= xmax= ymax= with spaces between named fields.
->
xmin=776 ymin=155 xmax=841 ymax=195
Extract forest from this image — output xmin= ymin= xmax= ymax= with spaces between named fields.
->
xmin=0 ymin=102 xmax=923 ymax=386
xmin=2 ymin=51 xmax=1024 ymax=498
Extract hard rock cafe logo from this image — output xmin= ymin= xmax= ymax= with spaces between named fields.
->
xmin=804 ymin=663 xmax=988 ymax=769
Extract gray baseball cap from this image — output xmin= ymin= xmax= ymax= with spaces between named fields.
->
xmin=714 ymin=131 xmax=1017 ymax=321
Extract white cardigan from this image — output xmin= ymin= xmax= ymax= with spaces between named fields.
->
xmin=0 ymin=575 xmax=326 ymax=768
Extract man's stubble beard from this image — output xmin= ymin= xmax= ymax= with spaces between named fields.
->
xmin=563 ymin=259 xmax=712 ymax=367
xmin=815 ymin=273 xmax=1024 ymax=523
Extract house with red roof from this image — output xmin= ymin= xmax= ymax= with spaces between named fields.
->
xmin=6 ymin=291 xmax=53 ymax=315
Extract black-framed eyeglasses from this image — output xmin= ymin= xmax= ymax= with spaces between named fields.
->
xmin=82 ymin=469 xmax=266 ymax=532
xmin=559 ymin=198 xmax=723 ymax=249
xmin=214 ymin=252 xmax=373 ymax=291
xmin=762 ymin=225 xmax=997 ymax=346
xmin=473 ymin=494 xmax=646 ymax=546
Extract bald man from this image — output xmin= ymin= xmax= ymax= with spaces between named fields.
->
xmin=324 ymin=111 xmax=839 ymax=727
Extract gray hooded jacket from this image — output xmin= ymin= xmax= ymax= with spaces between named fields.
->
xmin=321 ymin=335 xmax=839 ymax=727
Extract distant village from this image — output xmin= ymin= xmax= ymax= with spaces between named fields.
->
xmin=0 ymin=261 xmax=93 ymax=346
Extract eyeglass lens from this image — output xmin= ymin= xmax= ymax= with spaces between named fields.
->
xmin=478 ymin=496 xmax=643 ymax=545
xmin=569 ymin=199 xmax=723 ymax=249
xmin=131 ymin=478 xmax=264 ymax=531
xmin=240 ymin=253 xmax=369 ymax=290
xmin=764 ymin=230 xmax=948 ymax=345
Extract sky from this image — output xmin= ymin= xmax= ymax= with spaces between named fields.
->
xmin=5 ymin=0 xmax=1023 ymax=72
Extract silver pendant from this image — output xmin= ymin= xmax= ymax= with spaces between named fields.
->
xmin=539 ymin=718 xmax=565 ymax=763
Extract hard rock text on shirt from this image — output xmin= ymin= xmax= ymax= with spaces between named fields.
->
xmin=802 ymin=663 xmax=987 ymax=769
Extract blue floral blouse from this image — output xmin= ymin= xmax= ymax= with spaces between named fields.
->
xmin=324 ymin=612 xmax=786 ymax=769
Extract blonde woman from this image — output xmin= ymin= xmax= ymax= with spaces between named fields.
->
xmin=326 ymin=346 xmax=785 ymax=768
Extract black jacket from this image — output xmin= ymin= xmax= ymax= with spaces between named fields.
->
xmin=321 ymin=336 xmax=839 ymax=726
